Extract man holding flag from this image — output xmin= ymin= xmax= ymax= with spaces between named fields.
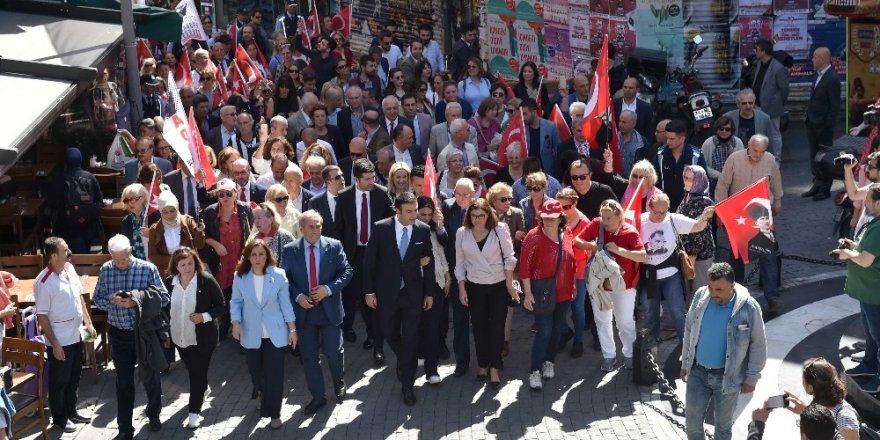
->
xmin=714 ymin=134 xmax=784 ymax=312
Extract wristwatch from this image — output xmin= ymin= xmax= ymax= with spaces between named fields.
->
xmin=289 ymin=329 xmax=297 ymax=334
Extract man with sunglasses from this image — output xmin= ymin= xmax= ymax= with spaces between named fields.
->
xmin=569 ymin=159 xmax=618 ymax=220
xmin=722 ymin=88 xmax=782 ymax=166
xmin=124 ymin=138 xmax=172 ymax=185
xmin=339 ymin=137 xmax=368 ymax=184
xmin=309 ymin=165 xmax=345 ymax=234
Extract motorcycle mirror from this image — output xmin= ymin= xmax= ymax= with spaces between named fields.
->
xmin=693 ymin=35 xmax=703 ymax=45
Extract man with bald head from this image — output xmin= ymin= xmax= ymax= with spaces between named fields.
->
xmin=614 ymin=77 xmax=655 ymax=142
xmin=338 ymin=86 xmax=366 ymax=147
xmin=288 ymin=92 xmax=320 ymax=143
xmin=339 ymin=137 xmax=368 ymax=184
xmin=561 ymin=74 xmax=591 ymax=122
xmin=803 ymin=46 xmax=841 ymax=201
xmin=205 ymin=105 xmax=238 ymax=154
xmin=634 ymin=118 xmax=671 ymax=164
xmin=617 ymin=110 xmax=647 ymax=176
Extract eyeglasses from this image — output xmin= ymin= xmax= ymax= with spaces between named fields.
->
xmin=261 ymin=89 xmax=272 ymax=94
xmin=527 ymin=186 xmax=544 ymax=193
xmin=123 ymin=195 xmax=143 ymax=203
xmin=650 ymin=210 xmax=668 ymax=216
xmin=717 ymin=126 xmax=733 ymax=132
xmin=561 ymin=204 xmax=574 ymax=210
xmin=217 ymin=190 xmax=235 ymax=199
xmin=631 ymin=174 xmax=646 ymax=179
xmin=470 ymin=213 xmax=487 ymax=220
xmin=337 ymin=65 xmax=347 ymax=70
xmin=498 ymin=196 xmax=513 ymax=203
xmin=290 ymin=69 xmax=300 ymax=74
xmin=570 ymin=173 xmax=590 ymax=181
xmin=273 ymin=195 xmax=290 ymax=203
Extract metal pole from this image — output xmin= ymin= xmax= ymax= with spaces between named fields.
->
xmin=121 ymin=0 xmax=143 ymax=131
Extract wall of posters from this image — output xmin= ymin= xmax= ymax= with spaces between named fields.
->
xmin=847 ymin=21 xmax=880 ymax=125
xmin=772 ymin=12 xmax=808 ymax=60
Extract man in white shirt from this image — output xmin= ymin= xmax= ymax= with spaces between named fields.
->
xmin=36 ymin=237 xmax=96 ymax=432
xmin=309 ymin=165 xmax=345 ymax=234
xmin=257 ymin=154 xmax=290 ymax=188
xmin=413 ymin=24 xmax=444 ymax=78
xmin=379 ymin=30 xmax=403 ymax=68
xmin=205 ymin=105 xmax=238 ymax=154
xmin=283 ymin=164 xmax=314 ymax=212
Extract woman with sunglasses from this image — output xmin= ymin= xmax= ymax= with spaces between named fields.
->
xmin=701 ymin=116 xmax=743 ymax=181
xmin=272 ymin=75 xmax=300 ymax=118
xmin=162 ymin=247 xmax=224 ymax=429
xmin=555 ymin=188 xmax=593 ymax=358
xmin=202 ymin=178 xmax=255 ymax=341
xmin=147 ymin=191 xmax=206 ymax=279
xmin=487 ymin=183 xmax=525 ymax=357
xmin=519 ymin=172 xmax=552 ymax=231
xmin=490 ymin=84 xmax=510 ymax=125
xmin=784 ymin=357 xmax=861 ymax=440
xmin=264 ymin=184 xmax=301 ymax=238
xmin=412 ymin=79 xmax=436 ymax=122
xmin=384 ymin=68 xmax=407 ymax=101
xmin=120 ymin=183 xmax=160 ymax=260
xmin=514 ymin=61 xmax=551 ymax=118
xmin=248 ymin=203 xmax=296 ymax=267
xmin=329 ymin=59 xmax=351 ymax=92
xmin=467 ymin=97 xmax=502 ymax=158
xmin=458 ymin=57 xmax=491 ymax=113
xmin=196 ymin=70 xmax=217 ymax=105
xmin=330 ymin=31 xmax=355 ymax=67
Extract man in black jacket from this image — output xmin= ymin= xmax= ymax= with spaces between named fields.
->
xmin=802 ymin=46 xmax=841 ymax=201
xmin=448 ymin=24 xmax=479 ymax=81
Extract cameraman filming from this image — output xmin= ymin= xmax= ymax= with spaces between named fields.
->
xmin=842 ymin=152 xmax=880 ymax=239
xmin=832 ymin=186 xmax=880 ymax=393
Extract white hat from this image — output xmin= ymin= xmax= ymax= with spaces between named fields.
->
xmin=157 ymin=190 xmax=179 ymax=211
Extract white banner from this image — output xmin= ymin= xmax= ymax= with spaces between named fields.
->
xmin=177 ymin=0 xmax=209 ymax=44
xmin=162 ymin=72 xmax=196 ymax=176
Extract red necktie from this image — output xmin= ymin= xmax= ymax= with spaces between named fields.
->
xmin=359 ymin=193 xmax=369 ymax=244
xmin=239 ymin=186 xmax=247 ymax=202
xmin=309 ymin=244 xmax=318 ymax=289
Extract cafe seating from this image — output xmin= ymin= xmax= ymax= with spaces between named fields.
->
xmin=100 ymin=208 xmax=127 ymax=252
xmin=0 ymin=206 xmax=39 ymax=256
xmin=91 ymin=166 xmax=125 ymax=199
xmin=0 ymin=255 xmax=44 ymax=279
xmin=69 ymin=254 xmax=110 ymax=276
xmin=81 ymin=293 xmax=110 ymax=382
xmin=2 ymin=337 xmax=48 ymax=440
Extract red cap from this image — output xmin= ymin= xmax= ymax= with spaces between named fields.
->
xmin=540 ymin=200 xmax=563 ymax=218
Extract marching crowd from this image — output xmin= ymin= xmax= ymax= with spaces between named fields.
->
xmin=4 ymin=4 xmax=876 ymax=440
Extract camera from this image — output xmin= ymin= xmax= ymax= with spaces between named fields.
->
xmin=865 ymin=104 xmax=880 ymax=126
xmin=833 ymin=153 xmax=857 ymax=166
xmin=830 ymin=240 xmax=851 ymax=259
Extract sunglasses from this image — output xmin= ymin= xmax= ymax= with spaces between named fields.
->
xmin=350 ymin=151 xmax=366 ymax=158
xmin=122 ymin=195 xmax=143 ymax=203
xmin=330 ymin=174 xmax=344 ymax=181
xmin=273 ymin=195 xmax=290 ymax=203
xmin=290 ymin=69 xmax=300 ymax=74
xmin=337 ymin=65 xmax=347 ymax=69
xmin=506 ymin=108 xmax=516 ymax=113
xmin=527 ymin=186 xmax=544 ymax=193
xmin=468 ymin=65 xmax=479 ymax=69
xmin=561 ymin=204 xmax=574 ymax=210
xmin=217 ymin=190 xmax=235 ymax=199
xmin=570 ymin=174 xmax=589 ymax=181
xmin=261 ymin=89 xmax=272 ymax=94
xmin=717 ymin=126 xmax=733 ymax=132
xmin=498 ymin=196 xmax=513 ymax=203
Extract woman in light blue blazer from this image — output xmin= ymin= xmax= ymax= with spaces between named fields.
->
xmin=230 ymin=239 xmax=297 ymax=430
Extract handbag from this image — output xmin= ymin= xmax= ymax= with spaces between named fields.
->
xmin=530 ymin=231 xmax=563 ymax=316
xmin=494 ymin=228 xmax=523 ymax=306
xmin=669 ymin=219 xmax=696 ymax=281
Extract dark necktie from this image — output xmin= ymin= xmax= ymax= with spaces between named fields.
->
xmin=186 ymin=177 xmax=197 ymax=216
xmin=359 ymin=193 xmax=369 ymax=244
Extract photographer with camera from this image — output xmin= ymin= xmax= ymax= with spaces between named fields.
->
xmin=747 ymin=402 xmax=843 ymax=440
xmin=831 ymin=187 xmax=880 ymax=393
xmin=841 ymin=152 xmax=880 ymax=240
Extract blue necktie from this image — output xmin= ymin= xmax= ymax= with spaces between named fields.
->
xmin=399 ymin=227 xmax=409 ymax=289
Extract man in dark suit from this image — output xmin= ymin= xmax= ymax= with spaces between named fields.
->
xmin=282 ymin=210 xmax=353 ymax=414
xmin=380 ymin=96 xmax=414 ymax=136
xmin=437 ymin=178 xmax=476 ymax=376
xmin=337 ymin=138 xmax=368 ymax=185
xmin=231 ymin=158 xmax=266 ymax=203
xmin=613 ymin=77 xmax=655 ymax=143
xmin=204 ymin=105 xmax=238 ymax=154
xmin=448 ymin=24 xmax=479 ymax=81
xmin=309 ymin=165 xmax=345 ymax=235
xmin=363 ymin=192 xmax=434 ymax=406
xmin=363 ymin=109 xmax=391 ymax=155
xmin=387 ymin=125 xmax=424 ymax=169
xmin=802 ymin=46 xmax=841 ymax=201
xmin=163 ymin=163 xmax=211 ymax=218
xmin=333 ymin=159 xmax=394 ymax=363
xmin=124 ymin=138 xmax=173 ymax=184
xmin=337 ymin=86 xmax=367 ymax=147
xmin=401 ymin=94 xmax=433 ymax=153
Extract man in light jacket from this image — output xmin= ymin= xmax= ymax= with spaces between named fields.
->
xmin=722 ymin=89 xmax=783 ymax=162
xmin=681 ymin=262 xmax=767 ymax=440
xmin=749 ymin=39 xmax=790 ymax=131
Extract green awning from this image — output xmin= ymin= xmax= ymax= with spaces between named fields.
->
xmin=69 ymin=0 xmax=182 ymax=42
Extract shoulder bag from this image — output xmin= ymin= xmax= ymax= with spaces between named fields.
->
xmin=530 ymin=231 xmax=563 ymax=316
xmin=494 ymin=228 xmax=522 ymax=306
xmin=669 ymin=218 xmax=696 ymax=281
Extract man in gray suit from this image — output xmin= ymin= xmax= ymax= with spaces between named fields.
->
xmin=427 ymin=102 xmax=478 ymax=162
xmin=401 ymin=94 xmax=433 ymax=153
xmin=286 ymin=92 xmax=319 ymax=144
xmin=723 ymin=89 xmax=782 ymax=161
xmin=204 ymin=106 xmax=238 ymax=154
xmin=750 ymin=39 xmax=790 ymax=131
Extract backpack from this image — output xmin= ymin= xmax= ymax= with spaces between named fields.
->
xmin=63 ymin=174 xmax=99 ymax=229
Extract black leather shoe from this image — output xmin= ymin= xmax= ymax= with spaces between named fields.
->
xmin=303 ymin=398 xmax=327 ymax=415
xmin=571 ymin=341 xmax=584 ymax=358
xmin=802 ymin=186 xmax=819 ymax=197
xmin=558 ymin=329 xmax=574 ymax=350
xmin=113 ymin=432 xmax=134 ymax=440
xmin=373 ymin=349 xmax=385 ymax=366
xmin=148 ymin=418 xmax=162 ymax=432
xmin=813 ymin=190 xmax=831 ymax=201
xmin=401 ymin=387 xmax=416 ymax=406
xmin=363 ymin=337 xmax=374 ymax=350
xmin=439 ymin=345 xmax=451 ymax=360
xmin=334 ymin=380 xmax=346 ymax=401
xmin=343 ymin=330 xmax=357 ymax=343
xmin=452 ymin=364 xmax=468 ymax=377
xmin=69 ymin=413 xmax=92 ymax=424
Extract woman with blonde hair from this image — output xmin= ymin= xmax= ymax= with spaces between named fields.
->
xmin=264 ymin=184 xmax=301 ymax=239
xmin=388 ymin=162 xmax=412 ymax=202
xmin=120 ymin=183 xmax=160 ymax=260
xmin=519 ymin=172 xmax=551 ymax=231
xmin=486 ymin=182 xmax=525 ymax=357
xmin=299 ymin=142 xmax=336 ymax=171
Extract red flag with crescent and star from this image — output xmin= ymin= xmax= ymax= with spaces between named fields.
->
xmin=714 ymin=177 xmax=773 ymax=264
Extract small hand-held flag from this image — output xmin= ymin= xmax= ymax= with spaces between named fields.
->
xmin=423 ymin=154 xmax=439 ymax=205
xmin=623 ymin=177 xmax=644 ymax=232
xmin=145 ymin=171 xmax=162 ymax=226
xmin=175 ymin=50 xmax=193 ymax=88
xmin=550 ymin=104 xmax=571 ymax=143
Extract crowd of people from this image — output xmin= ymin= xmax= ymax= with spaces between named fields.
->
xmin=10 ymin=4 xmax=875 ymax=440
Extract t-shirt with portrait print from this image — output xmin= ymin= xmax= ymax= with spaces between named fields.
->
xmin=639 ymin=213 xmax=698 ymax=279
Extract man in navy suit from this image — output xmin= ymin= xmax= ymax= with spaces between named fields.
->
xmin=802 ymin=46 xmax=841 ymax=201
xmin=231 ymin=158 xmax=267 ymax=203
xmin=124 ymin=138 xmax=173 ymax=185
xmin=282 ymin=210 xmax=353 ymax=415
xmin=309 ymin=165 xmax=345 ymax=235
xmin=333 ymin=159 xmax=394 ymax=363
xmin=363 ymin=192 xmax=434 ymax=406
xmin=613 ymin=77 xmax=656 ymax=143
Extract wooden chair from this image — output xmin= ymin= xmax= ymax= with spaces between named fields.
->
xmin=69 ymin=254 xmax=110 ymax=275
xmin=2 ymin=337 xmax=48 ymax=440
xmin=0 ymin=255 xmax=44 ymax=279
xmin=0 ymin=207 xmax=39 ymax=256
xmin=100 ymin=209 xmax=127 ymax=251
xmin=81 ymin=293 xmax=110 ymax=382
xmin=91 ymin=167 xmax=123 ymax=199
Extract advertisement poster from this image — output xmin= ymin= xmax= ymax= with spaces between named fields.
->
xmin=848 ymin=22 xmax=880 ymax=124
xmin=738 ymin=15 xmax=773 ymax=58
xmin=632 ymin=0 xmax=685 ymax=59
xmin=569 ymin=3 xmax=592 ymax=70
xmin=738 ymin=0 xmax=772 ymax=15
xmin=544 ymin=0 xmax=574 ymax=78
xmin=774 ymin=0 xmax=809 ymax=12
xmin=772 ymin=12 xmax=809 ymax=60
xmin=484 ymin=0 xmax=546 ymax=79
xmin=590 ymin=0 xmax=636 ymax=16
xmin=609 ymin=17 xmax=636 ymax=59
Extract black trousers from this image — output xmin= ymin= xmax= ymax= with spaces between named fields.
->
xmin=418 ymin=288 xmax=444 ymax=377
xmin=176 ymin=344 xmax=215 ymax=414
xmin=379 ymin=292 xmax=422 ymax=387
xmin=48 ymin=341 xmax=83 ymax=425
xmin=808 ymin=123 xmax=835 ymax=189
xmin=245 ymin=339 xmax=286 ymax=419
xmin=466 ymin=281 xmax=508 ymax=370
xmin=342 ymin=247 xmax=383 ymax=346
xmin=219 ymin=286 xmax=233 ymax=341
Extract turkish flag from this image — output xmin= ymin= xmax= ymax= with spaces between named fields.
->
xmin=335 ymin=5 xmax=352 ymax=37
xmin=495 ymin=73 xmax=515 ymax=98
xmin=208 ymin=58 xmax=229 ymax=108
xmin=580 ymin=35 xmax=622 ymax=174
xmin=227 ymin=21 xmax=238 ymax=52
xmin=715 ymin=177 xmax=773 ymax=264
xmin=423 ymin=153 xmax=439 ymax=205
xmin=307 ymin=4 xmax=321 ymax=37
xmin=549 ymin=104 xmax=571 ymax=143
xmin=188 ymin=107 xmax=217 ymax=188
xmin=136 ymin=39 xmax=153 ymax=70
xmin=496 ymin=109 xmax=527 ymax=167
xmin=479 ymin=157 xmax=501 ymax=187
xmin=175 ymin=50 xmax=193 ymax=88
xmin=235 ymin=43 xmax=263 ymax=86
xmin=145 ymin=171 xmax=162 ymax=222
xmin=623 ymin=178 xmax=644 ymax=232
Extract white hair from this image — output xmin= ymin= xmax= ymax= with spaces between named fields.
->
xmin=445 ymin=102 xmax=463 ymax=118
xmin=505 ymin=142 xmax=523 ymax=157
xmin=454 ymin=177 xmax=475 ymax=192
xmin=449 ymin=118 xmax=468 ymax=133
xmin=107 ymin=234 xmax=132 ymax=253
xmin=381 ymin=95 xmax=400 ymax=110
xmin=569 ymin=101 xmax=586 ymax=115
xmin=620 ymin=109 xmax=637 ymax=123
xmin=299 ymin=209 xmax=323 ymax=227
xmin=304 ymin=155 xmax=327 ymax=169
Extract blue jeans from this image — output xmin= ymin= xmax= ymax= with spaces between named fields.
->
xmin=685 ymin=365 xmax=739 ymax=440
xmin=531 ymin=300 xmax=570 ymax=372
xmin=569 ymin=280 xmax=587 ymax=343
xmin=109 ymin=327 xmax=162 ymax=434
xmin=640 ymin=272 xmax=687 ymax=342
xmin=860 ymin=301 xmax=880 ymax=375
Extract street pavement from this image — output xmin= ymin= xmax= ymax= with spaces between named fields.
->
xmin=19 ymin=120 xmax=859 ymax=439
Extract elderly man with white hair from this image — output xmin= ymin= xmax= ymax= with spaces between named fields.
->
xmin=428 ymin=101 xmax=478 ymax=161
xmin=283 ymin=164 xmax=314 ymax=212
xmin=93 ymin=234 xmax=168 ymax=439
xmin=437 ymin=119 xmax=479 ymax=173
xmin=287 ymin=92 xmax=320 ymax=143
xmin=617 ymin=109 xmax=647 ymax=176
xmin=381 ymin=95 xmax=412 ymax=137
xmin=303 ymin=155 xmax=328 ymax=194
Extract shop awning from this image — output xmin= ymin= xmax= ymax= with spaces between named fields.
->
xmin=69 ymin=0 xmax=183 ymax=42
xmin=0 ymin=10 xmax=123 ymax=174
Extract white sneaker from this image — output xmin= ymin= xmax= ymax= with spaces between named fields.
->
xmin=529 ymin=371 xmax=543 ymax=390
xmin=542 ymin=361 xmax=555 ymax=379
xmin=427 ymin=375 xmax=441 ymax=385
xmin=186 ymin=413 xmax=200 ymax=429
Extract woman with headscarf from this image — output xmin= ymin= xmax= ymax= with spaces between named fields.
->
xmin=675 ymin=165 xmax=716 ymax=298
xmin=53 ymin=147 xmax=104 ymax=254
xmin=148 ymin=191 xmax=207 ymax=279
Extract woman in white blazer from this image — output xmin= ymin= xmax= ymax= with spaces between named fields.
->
xmin=230 ymin=239 xmax=297 ymax=430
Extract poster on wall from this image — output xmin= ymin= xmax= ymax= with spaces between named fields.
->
xmin=774 ymin=0 xmax=808 ymax=12
xmin=569 ymin=2 xmax=593 ymax=72
xmin=848 ymin=22 xmax=880 ymax=125
xmin=544 ymin=0 xmax=574 ymax=78
xmin=590 ymin=0 xmax=636 ymax=15
xmin=738 ymin=15 xmax=773 ymax=58
xmin=484 ymin=0 xmax=546 ymax=80
xmin=632 ymin=0 xmax=685 ymax=61
xmin=738 ymin=0 xmax=772 ymax=15
xmin=773 ymin=12 xmax=809 ymax=60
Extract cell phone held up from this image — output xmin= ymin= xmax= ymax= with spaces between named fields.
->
xmin=767 ymin=394 xmax=789 ymax=409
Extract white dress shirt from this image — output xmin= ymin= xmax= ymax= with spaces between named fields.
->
xmin=393 ymin=145 xmax=414 ymax=168
xmin=296 ymin=238 xmax=333 ymax=303
xmin=621 ymin=97 xmax=638 ymax=114
xmin=169 ymin=276 xmax=211 ymax=348
xmin=253 ymin=274 xmax=269 ymax=338
xmin=221 ymin=126 xmax=236 ymax=149
xmin=383 ymin=44 xmax=403 ymax=68
xmin=327 ymin=193 xmax=337 ymax=222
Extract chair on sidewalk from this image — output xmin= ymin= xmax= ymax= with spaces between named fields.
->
xmin=2 ymin=337 xmax=48 ymax=440
xmin=81 ymin=292 xmax=110 ymax=382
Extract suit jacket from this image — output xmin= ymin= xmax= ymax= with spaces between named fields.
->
xmin=291 ymin=187 xmax=314 ymax=212
xmin=242 ymin=181 xmax=267 ymax=204
xmin=336 ymin=107 xmax=358 ymax=147
xmin=162 ymin=271 xmax=225 ymax=351
xmin=751 ymin=58 xmax=790 ymax=119
xmin=286 ymin=110 xmax=310 ymax=143
xmin=163 ymin=170 xmax=211 ymax=217
xmin=525 ymin=119 xmax=562 ymax=179
xmin=205 ymin=125 xmax=235 ymax=154
xmin=379 ymin=116 xmax=414 ymax=135
xmin=411 ymin=113 xmax=433 ymax=152
xmin=309 ymin=191 xmax=336 ymax=235
xmin=439 ymin=199 xmax=467 ymax=271
xmin=722 ymin=108 xmax=783 ymax=158
xmin=427 ymin=123 xmax=478 ymax=162
xmin=332 ymin=184 xmax=394 ymax=259
xmin=613 ymin=97 xmax=655 ymax=143
xmin=806 ymin=67 xmax=841 ymax=130
xmin=362 ymin=218 xmax=435 ymax=307
xmin=282 ymin=237 xmax=352 ymax=326
xmin=229 ymin=266 xmax=295 ymax=349
xmin=123 ymin=157 xmax=173 ymax=184
xmin=386 ymin=144 xmax=425 ymax=168
xmin=366 ymin=128 xmax=391 ymax=154
xmin=338 ymin=157 xmax=355 ymax=184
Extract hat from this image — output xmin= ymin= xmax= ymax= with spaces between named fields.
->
xmin=539 ymin=200 xmax=563 ymax=218
xmin=236 ymin=6 xmax=249 ymax=14
xmin=216 ymin=178 xmax=236 ymax=192
xmin=286 ymin=0 xmax=298 ymax=6
xmin=140 ymin=74 xmax=160 ymax=86
xmin=157 ymin=191 xmax=179 ymax=211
